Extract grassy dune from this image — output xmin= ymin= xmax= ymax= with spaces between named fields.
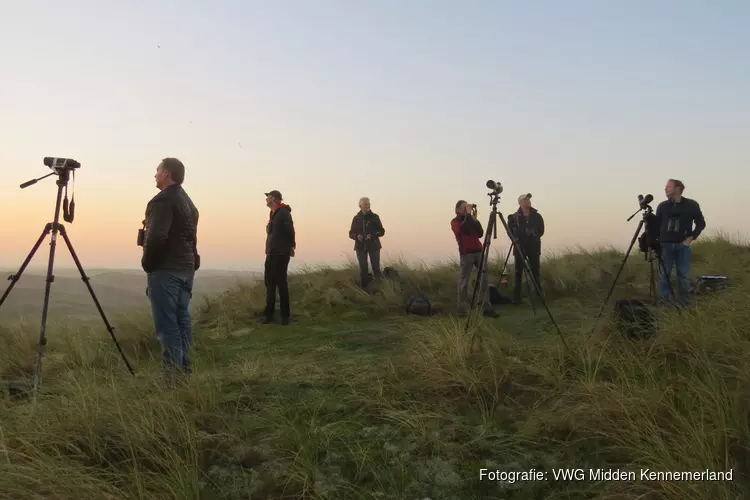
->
xmin=1 ymin=236 xmax=749 ymax=499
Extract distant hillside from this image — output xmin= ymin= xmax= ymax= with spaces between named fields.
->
xmin=0 ymin=268 xmax=260 ymax=324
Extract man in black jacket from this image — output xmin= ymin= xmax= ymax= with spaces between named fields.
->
xmin=263 ymin=190 xmax=296 ymax=324
xmin=141 ymin=157 xmax=200 ymax=382
xmin=508 ymin=193 xmax=544 ymax=304
xmin=349 ymin=197 xmax=385 ymax=289
xmin=655 ymin=178 xmax=706 ymax=306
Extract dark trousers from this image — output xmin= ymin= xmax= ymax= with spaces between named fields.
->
xmin=147 ymin=269 xmax=195 ymax=379
xmin=264 ymin=254 xmax=291 ymax=319
xmin=356 ymin=247 xmax=382 ymax=288
xmin=513 ymin=252 xmax=541 ymax=302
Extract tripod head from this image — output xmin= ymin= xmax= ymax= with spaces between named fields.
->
xmin=485 ymin=179 xmax=503 ymax=207
xmin=20 ymin=157 xmax=80 ymax=223
xmin=20 ymin=157 xmax=80 ymax=189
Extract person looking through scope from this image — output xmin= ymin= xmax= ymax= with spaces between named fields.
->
xmin=140 ymin=157 xmax=200 ymax=386
xmin=655 ymin=178 xmax=705 ymax=307
xmin=349 ymin=197 xmax=385 ymax=289
xmin=451 ymin=200 xmax=498 ymax=317
xmin=262 ymin=190 xmax=296 ymax=325
xmin=508 ymin=193 xmax=545 ymax=304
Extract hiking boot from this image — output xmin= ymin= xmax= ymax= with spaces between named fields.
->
xmin=483 ymin=309 xmax=499 ymax=318
xmin=281 ymin=317 xmax=290 ymax=325
xmin=260 ymin=316 xmax=274 ymax=324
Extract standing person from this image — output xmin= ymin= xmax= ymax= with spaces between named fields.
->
xmin=508 ymin=193 xmax=544 ymax=304
xmin=655 ymin=179 xmax=706 ymax=307
xmin=263 ymin=190 xmax=296 ymax=324
xmin=348 ymin=197 xmax=385 ymax=289
xmin=141 ymin=157 xmax=200 ymax=384
xmin=451 ymin=200 xmax=498 ymax=317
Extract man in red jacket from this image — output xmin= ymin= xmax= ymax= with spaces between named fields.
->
xmin=451 ymin=200 xmax=498 ymax=317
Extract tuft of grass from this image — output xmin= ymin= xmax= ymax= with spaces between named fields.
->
xmin=1 ymin=234 xmax=749 ymax=499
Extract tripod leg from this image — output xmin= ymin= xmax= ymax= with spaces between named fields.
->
xmin=33 ymin=223 xmax=63 ymax=394
xmin=466 ymin=212 xmax=496 ymax=349
xmin=499 ymin=244 xmax=512 ymax=279
xmin=497 ymin=212 xmax=569 ymax=351
xmin=0 ymin=224 xmax=52 ymax=309
xmin=594 ymin=219 xmax=644 ymax=322
xmin=58 ymin=226 xmax=135 ymax=375
xmin=524 ymin=264 xmax=537 ymax=315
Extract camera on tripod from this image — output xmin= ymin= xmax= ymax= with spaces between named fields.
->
xmin=486 ymin=180 xmax=503 ymax=194
xmin=634 ymin=194 xmax=660 ymax=254
xmin=44 ymin=157 xmax=81 ymax=174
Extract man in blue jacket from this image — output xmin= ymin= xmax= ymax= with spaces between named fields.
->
xmin=655 ymin=178 xmax=706 ymax=307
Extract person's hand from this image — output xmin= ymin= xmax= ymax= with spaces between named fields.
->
xmin=357 ymin=234 xmax=364 ymax=242
xmin=683 ymin=237 xmax=694 ymax=246
xmin=465 ymin=205 xmax=473 ymax=216
xmin=290 ymin=248 xmax=295 ymax=257
xmin=366 ymin=234 xmax=372 ymax=240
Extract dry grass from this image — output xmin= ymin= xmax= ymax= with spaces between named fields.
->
xmin=1 ymin=235 xmax=749 ymax=499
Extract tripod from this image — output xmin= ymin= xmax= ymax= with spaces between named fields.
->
xmin=0 ymin=159 xmax=135 ymax=395
xmin=593 ymin=197 xmax=677 ymax=325
xmin=498 ymin=243 xmax=537 ymax=315
xmin=465 ymin=180 xmax=568 ymax=352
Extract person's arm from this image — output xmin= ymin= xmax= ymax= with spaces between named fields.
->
xmin=282 ymin=211 xmax=296 ymax=249
xmin=538 ymin=213 xmax=545 ymax=237
xmin=374 ymin=214 xmax=385 ymax=237
xmin=349 ymin=215 xmax=358 ymax=240
xmin=470 ymin=217 xmax=485 ymax=238
xmin=688 ymin=200 xmax=706 ymax=240
xmin=141 ymin=199 xmax=172 ymax=271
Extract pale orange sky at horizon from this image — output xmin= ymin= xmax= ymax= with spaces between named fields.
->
xmin=1 ymin=2 xmax=748 ymax=272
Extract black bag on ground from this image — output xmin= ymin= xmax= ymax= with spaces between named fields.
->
xmin=404 ymin=293 xmax=432 ymax=316
xmin=613 ymin=299 xmax=656 ymax=340
xmin=690 ymin=275 xmax=729 ymax=295
xmin=488 ymin=284 xmax=514 ymax=305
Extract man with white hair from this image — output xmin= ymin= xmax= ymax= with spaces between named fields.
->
xmin=508 ymin=193 xmax=545 ymax=304
xmin=348 ymin=197 xmax=385 ymax=289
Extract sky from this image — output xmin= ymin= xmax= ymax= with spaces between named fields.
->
xmin=1 ymin=0 xmax=748 ymax=272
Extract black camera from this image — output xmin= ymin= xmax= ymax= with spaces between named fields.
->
xmin=137 ymin=220 xmax=146 ymax=247
xmin=486 ymin=180 xmax=503 ymax=194
xmin=44 ymin=157 xmax=81 ymax=173
xmin=471 ymin=203 xmax=477 ymax=208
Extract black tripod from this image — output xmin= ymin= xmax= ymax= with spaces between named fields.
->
xmin=498 ymin=243 xmax=537 ymax=315
xmin=593 ymin=195 xmax=677 ymax=324
xmin=465 ymin=180 xmax=568 ymax=352
xmin=0 ymin=158 xmax=135 ymax=395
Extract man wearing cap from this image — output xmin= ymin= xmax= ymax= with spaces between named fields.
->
xmin=262 ymin=190 xmax=296 ymax=325
xmin=508 ymin=193 xmax=545 ymax=304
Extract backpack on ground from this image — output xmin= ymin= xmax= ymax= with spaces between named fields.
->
xmin=690 ymin=275 xmax=729 ymax=295
xmin=404 ymin=293 xmax=432 ymax=316
xmin=613 ymin=299 xmax=657 ymax=340
xmin=488 ymin=284 xmax=514 ymax=305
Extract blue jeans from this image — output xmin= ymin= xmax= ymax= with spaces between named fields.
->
xmin=659 ymin=242 xmax=692 ymax=305
xmin=147 ymin=270 xmax=195 ymax=378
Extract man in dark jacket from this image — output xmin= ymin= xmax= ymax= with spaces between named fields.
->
xmin=263 ymin=190 xmax=296 ymax=324
xmin=141 ymin=157 xmax=200 ymax=382
xmin=349 ymin=197 xmax=385 ymax=289
xmin=508 ymin=193 xmax=544 ymax=304
xmin=655 ymin=178 xmax=706 ymax=306
xmin=451 ymin=200 xmax=497 ymax=317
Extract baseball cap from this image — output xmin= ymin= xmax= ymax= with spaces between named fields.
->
xmin=264 ymin=190 xmax=283 ymax=201
xmin=517 ymin=193 xmax=532 ymax=203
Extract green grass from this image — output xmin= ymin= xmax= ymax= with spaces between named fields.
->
xmin=1 ymin=235 xmax=750 ymax=499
